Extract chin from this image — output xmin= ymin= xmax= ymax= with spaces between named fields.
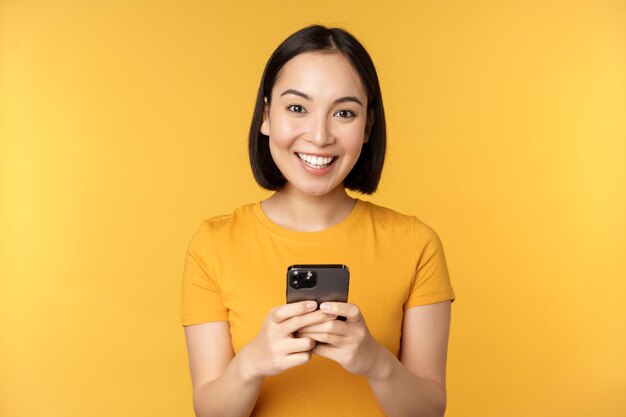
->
xmin=294 ymin=182 xmax=342 ymax=198
xmin=299 ymin=188 xmax=332 ymax=197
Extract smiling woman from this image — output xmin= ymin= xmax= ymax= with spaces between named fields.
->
xmin=260 ymin=52 xmax=370 ymax=198
xmin=181 ymin=25 xmax=454 ymax=417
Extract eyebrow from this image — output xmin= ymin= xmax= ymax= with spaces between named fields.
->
xmin=279 ymin=89 xmax=364 ymax=107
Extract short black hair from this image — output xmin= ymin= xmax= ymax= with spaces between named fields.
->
xmin=248 ymin=25 xmax=386 ymax=194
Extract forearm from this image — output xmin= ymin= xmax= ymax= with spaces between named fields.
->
xmin=367 ymin=347 xmax=446 ymax=417
xmin=193 ymin=348 xmax=263 ymax=417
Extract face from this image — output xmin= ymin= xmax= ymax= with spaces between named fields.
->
xmin=260 ymin=52 xmax=371 ymax=197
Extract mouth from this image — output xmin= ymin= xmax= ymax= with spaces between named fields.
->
xmin=296 ymin=153 xmax=337 ymax=170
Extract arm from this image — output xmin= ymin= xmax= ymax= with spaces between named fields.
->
xmin=184 ymin=302 xmax=336 ymax=417
xmin=368 ymin=301 xmax=451 ymax=417
xmin=298 ymin=301 xmax=451 ymax=417
xmin=184 ymin=322 xmax=261 ymax=417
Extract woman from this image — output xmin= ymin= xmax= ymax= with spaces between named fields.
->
xmin=182 ymin=25 xmax=455 ymax=417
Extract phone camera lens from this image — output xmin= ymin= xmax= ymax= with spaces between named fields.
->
xmin=289 ymin=274 xmax=302 ymax=289
xmin=304 ymin=271 xmax=316 ymax=288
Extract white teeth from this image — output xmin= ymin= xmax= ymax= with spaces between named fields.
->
xmin=297 ymin=153 xmax=335 ymax=169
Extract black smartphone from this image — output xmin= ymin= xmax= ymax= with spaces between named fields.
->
xmin=286 ymin=264 xmax=350 ymax=306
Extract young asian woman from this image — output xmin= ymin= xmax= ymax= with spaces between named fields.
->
xmin=182 ymin=25 xmax=455 ymax=417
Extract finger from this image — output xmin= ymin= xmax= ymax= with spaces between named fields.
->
xmin=271 ymin=301 xmax=317 ymax=323
xmin=297 ymin=319 xmax=348 ymax=336
xmin=320 ymin=302 xmax=363 ymax=323
xmin=283 ymin=309 xmax=334 ymax=335
xmin=303 ymin=332 xmax=344 ymax=346
xmin=286 ymin=336 xmax=316 ymax=353
xmin=312 ymin=343 xmax=340 ymax=362
xmin=286 ymin=351 xmax=312 ymax=368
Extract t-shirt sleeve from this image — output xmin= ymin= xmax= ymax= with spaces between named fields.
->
xmin=181 ymin=221 xmax=229 ymax=326
xmin=405 ymin=218 xmax=456 ymax=309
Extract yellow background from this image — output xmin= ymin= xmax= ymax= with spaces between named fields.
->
xmin=1 ymin=1 xmax=624 ymax=416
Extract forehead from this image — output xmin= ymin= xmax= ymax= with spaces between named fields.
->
xmin=272 ymin=52 xmax=367 ymax=100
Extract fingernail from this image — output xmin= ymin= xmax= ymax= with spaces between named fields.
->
xmin=306 ymin=301 xmax=317 ymax=310
xmin=320 ymin=303 xmax=330 ymax=312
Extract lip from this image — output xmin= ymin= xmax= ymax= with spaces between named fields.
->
xmin=294 ymin=152 xmax=337 ymax=158
xmin=294 ymin=153 xmax=336 ymax=176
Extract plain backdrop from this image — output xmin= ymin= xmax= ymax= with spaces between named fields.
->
xmin=1 ymin=1 xmax=625 ymax=416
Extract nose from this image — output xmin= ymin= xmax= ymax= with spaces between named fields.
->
xmin=306 ymin=115 xmax=335 ymax=147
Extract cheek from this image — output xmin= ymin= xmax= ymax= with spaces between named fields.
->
xmin=339 ymin=123 xmax=368 ymax=151
xmin=268 ymin=140 xmax=292 ymax=173
xmin=270 ymin=114 xmax=307 ymax=141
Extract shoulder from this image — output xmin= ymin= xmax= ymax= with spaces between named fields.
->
xmin=359 ymin=200 xmax=414 ymax=224
xmin=198 ymin=203 xmax=256 ymax=231
xmin=359 ymin=199 xmax=426 ymax=230
xmin=187 ymin=203 xmax=257 ymax=250
xmin=358 ymin=200 xmax=443 ymax=245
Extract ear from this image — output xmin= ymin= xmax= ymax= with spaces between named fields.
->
xmin=364 ymin=110 xmax=374 ymax=143
xmin=260 ymin=97 xmax=270 ymax=136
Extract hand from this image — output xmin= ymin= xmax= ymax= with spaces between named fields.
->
xmin=239 ymin=301 xmax=336 ymax=380
xmin=296 ymin=302 xmax=387 ymax=377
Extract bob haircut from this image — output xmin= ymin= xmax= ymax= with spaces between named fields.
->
xmin=248 ymin=25 xmax=386 ymax=194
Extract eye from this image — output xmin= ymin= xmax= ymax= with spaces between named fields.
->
xmin=335 ymin=109 xmax=356 ymax=118
xmin=287 ymin=104 xmax=306 ymax=113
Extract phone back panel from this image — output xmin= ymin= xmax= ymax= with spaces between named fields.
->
xmin=286 ymin=264 xmax=350 ymax=304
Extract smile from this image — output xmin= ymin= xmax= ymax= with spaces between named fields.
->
xmin=296 ymin=153 xmax=336 ymax=170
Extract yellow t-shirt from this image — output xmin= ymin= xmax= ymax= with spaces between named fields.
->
xmin=182 ymin=199 xmax=455 ymax=417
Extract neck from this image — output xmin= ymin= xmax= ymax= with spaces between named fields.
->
xmin=261 ymin=186 xmax=356 ymax=232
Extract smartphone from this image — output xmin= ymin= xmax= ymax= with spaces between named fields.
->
xmin=286 ymin=264 xmax=350 ymax=306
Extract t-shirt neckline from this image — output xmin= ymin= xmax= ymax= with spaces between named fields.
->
xmin=250 ymin=198 xmax=365 ymax=241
